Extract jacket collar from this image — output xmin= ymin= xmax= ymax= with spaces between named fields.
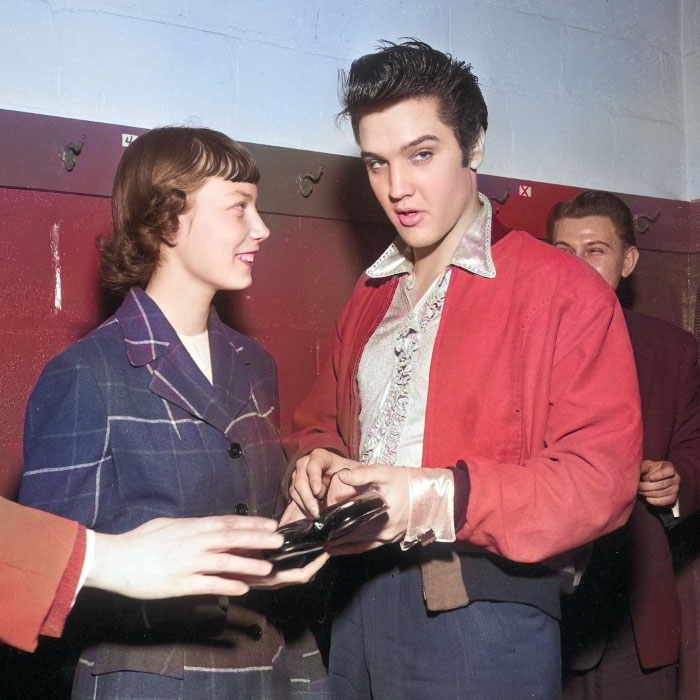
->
xmin=365 ymin=192 xmax=497 ymax=280
xmin=114 ymin=288 xmax=250 ymax=436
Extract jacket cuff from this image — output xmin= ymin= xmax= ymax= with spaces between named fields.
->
xmin=447 ymin=460 xmax=471 ymax=532
xmin=41 ymin=524 xmax=87 ymax=639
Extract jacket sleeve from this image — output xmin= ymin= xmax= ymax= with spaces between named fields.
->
xmin=19 ymin=354 xmax=111 ymax=528
xmin=456 ymin=290 xmax=642 ymax=563
xmin=0 ymin=497 xmax=84 ymax=651
xmin=668 ymin=332 xmax=700 ymax=519
xmin=282 ymin=304 xmax=353 ymax=466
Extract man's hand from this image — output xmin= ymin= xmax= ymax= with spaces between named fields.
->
xmin=639 ymin=459 xmax=680 ymax=508
xmin=289 ymin=448 xmax=361 ymax=517
xmin=87 ymin=515 xmax=284 ymax=599
xmin=324 ymin=464 xmax=410 ymax=555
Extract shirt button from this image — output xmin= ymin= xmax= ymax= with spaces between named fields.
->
xmin=247 ymin=624 xmax=263 ymax=641
xmin=234 ymin=502 xmax=249 ymax=516
xmin=228 ymin=442 xmax=243 ymax=459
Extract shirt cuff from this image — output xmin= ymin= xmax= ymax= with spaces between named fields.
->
xmin=41 ymin=525 xmax=87 ymax=639
xmin=401 ymin=468 xmax=456 ymax=549
xmin=672 ymin=498 xmax=680 ymax=518
xmin=74 ymin=528 xmax=95 ymax=603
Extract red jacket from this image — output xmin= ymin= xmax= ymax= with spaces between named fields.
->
xmin=285 ymin=229 xmax=642 ymax=565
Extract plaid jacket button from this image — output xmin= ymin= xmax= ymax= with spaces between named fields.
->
xmin=247 ymin=624 xmax=263 ymax=641
xmin=228 ymin=442 xmax=243 ymax=458
xmin=234 ymin=502 xmax=249 ymax=516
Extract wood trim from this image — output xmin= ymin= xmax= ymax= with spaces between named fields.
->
xmin=1 ymin=108 xmax=698 ymax=253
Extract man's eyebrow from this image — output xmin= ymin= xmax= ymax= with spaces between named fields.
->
xmin=360 ymin=134 xmax=440 ymax=161
xmin=586 ymin=240 xmax=611 ymax=247
xmin=400 ymin=134 xmax=439 ymax=153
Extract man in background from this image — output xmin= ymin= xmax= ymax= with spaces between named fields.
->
xmin=549 ymin=189 xmax=700 ymax=700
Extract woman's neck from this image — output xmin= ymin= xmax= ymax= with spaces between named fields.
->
xmin=145 ymin=271 xmax=212 ymax=336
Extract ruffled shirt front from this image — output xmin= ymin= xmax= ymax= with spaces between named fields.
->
xmin=358 ymin=193 xmax=496 ymax=470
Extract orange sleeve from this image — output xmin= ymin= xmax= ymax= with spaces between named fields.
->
xmin=0 ymin=498 xmax=82 ymax=651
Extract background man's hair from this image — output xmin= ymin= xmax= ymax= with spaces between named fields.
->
xmin=338 ymin=39 xmax=488 ymax=166
xmin=547 ymin=190 xmax=637 ymax=249
xmin=100 ymin=126 xmax=259 ymax=296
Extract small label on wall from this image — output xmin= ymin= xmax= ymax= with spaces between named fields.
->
xmin=122 ymin=133 xmax=139 ymax=147
xmin=519 ymin=185 xmax=532 ymax=198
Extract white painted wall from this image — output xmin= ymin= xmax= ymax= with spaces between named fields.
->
xmin=0 ymin=0 xmax=696 ymax=199
xmin=682 ymin=0 xmax=700 ymax=201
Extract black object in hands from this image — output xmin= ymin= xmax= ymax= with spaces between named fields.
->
xmin=269 ymin=489 xmax=389 ymax=569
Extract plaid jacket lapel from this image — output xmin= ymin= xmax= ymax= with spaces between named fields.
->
xmin=116 ymin=288 xmax=249 ymax=435
xmin=208 ymin=311 xmax=252 ymax=439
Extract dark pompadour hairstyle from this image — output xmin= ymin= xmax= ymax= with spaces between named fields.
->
xmin=338 ymin=39 xmax=488 ymax=166
xmin=100 ymin=126 xmax=259 ymax=295
xmin=546 ymin=190 xmax=637 ymax=249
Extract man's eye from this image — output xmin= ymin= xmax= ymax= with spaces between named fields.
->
xmin=587 ymin=248 xmax=605 ymax=255
xmin=367 ymin=159 xmax=385 ymax=171
xmin=413 ymin=150 xmax=432 ymax=162
xmin=553 ymin=244 xmax=575 ymax=255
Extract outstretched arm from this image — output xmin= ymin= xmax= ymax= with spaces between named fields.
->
xmin=0 ymin=500 xmax=287 ymax=652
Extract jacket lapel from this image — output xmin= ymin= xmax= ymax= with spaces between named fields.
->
xmin=207 ymin=309 xmax=252 ymax=437
xmin=116 ymin=288 xmax=250 ymax=435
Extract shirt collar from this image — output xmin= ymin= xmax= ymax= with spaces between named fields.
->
xmin=366 ymin=192 xmax=496 ymax=280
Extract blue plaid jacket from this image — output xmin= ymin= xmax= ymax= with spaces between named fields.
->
xmin=20 ymin=287 xmax=285 ymax=530
xmin=18 ymin=288 xmax=325 ymax=700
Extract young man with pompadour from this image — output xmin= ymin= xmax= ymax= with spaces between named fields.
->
xmin=284 ymin=41 xmax=642 ymax=700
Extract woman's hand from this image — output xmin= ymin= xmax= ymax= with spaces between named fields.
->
xmin=87 ymin=514 xmax=284 ymax=599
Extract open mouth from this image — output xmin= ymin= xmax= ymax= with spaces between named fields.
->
xmin=396 ymin=210 xmax=423 ymax=227
xmin=236 ymin=253 xmax=255 ymax=265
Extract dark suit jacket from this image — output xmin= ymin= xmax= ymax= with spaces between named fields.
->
xmin=18 ymin=288 xmax=323 ymax=698
xmin=562 ymin=309 xmax=700 ymax=671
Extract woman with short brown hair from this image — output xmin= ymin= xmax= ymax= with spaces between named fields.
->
xmin=19 ymin=126 xmax=328 ymax=700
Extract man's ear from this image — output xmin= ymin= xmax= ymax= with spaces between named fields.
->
xmin=469 ymin=129 xmax=485 ymax=171
xmin=621 ymin=246 xmax=639 ymax=278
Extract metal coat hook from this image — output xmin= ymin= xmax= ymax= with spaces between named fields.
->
xmin=634 ymin=208 xmax=661 ymax=234
xmin=59 ymin=135 xmax=85 ymax=172
xmin=489 ymin=188 xmax=510 ymax=205
xmin=297 ymin=165 xmax=324 ymax=198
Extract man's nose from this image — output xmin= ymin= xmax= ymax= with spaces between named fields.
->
xmin=388 ymin=165 xmax=413 ymax=202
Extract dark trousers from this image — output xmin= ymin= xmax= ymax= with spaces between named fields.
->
xmin=563 ymin=610 xmax=677 ymax=700
xmin=328 ymin=553 xmax=560 ymax=700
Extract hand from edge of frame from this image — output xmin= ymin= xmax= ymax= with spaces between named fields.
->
xmin=87 ymin=515 xmax=284 ymax=599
